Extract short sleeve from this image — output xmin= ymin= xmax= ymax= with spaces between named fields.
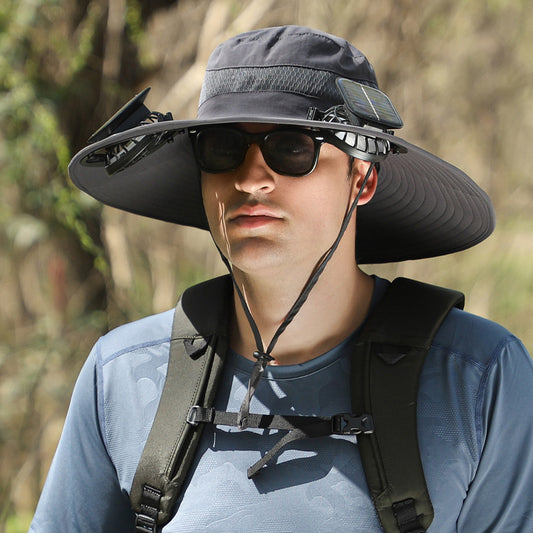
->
xmin=29 ymin=342 xmax=135 ymax=532
xmin=458 ymin=337 xmax=533 ymax=531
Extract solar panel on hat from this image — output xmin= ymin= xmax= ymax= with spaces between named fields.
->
xmin=336 ymin=78 xmax=404 ymax=130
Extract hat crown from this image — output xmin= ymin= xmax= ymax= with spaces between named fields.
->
xmin=198 ymin=26 xmax=378 ymax=120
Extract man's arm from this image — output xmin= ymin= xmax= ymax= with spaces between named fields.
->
xmin=29 ymin=344 xmax=135 ymax=532
xmin=458 ymin=337 xmax=533 ymax=532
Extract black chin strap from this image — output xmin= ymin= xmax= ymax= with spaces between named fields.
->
xmin=217 ymin=163 xmax=376 ymax=429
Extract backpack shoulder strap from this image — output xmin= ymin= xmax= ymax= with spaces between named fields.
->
xmin=130 ymin=274 xmax=233 ymax=533
xmin=352 ymin=277 xmax=464 ymax=533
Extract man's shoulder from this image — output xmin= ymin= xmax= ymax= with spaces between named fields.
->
xmin=433 ymin=305 xmax=524 ymax=368
xmin=96 ymin=308 xmax=176 ymax=365
xmin=376 ymin=276 xmax=522 ymax=360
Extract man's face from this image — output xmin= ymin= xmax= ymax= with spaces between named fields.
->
xmin=200 ymin=123 xmax=369 ymax=277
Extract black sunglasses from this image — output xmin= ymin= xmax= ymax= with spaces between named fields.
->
xmin=189 ymin=126 xmax=330 ymax=177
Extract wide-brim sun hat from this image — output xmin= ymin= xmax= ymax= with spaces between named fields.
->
xmin=68 ymin=25 xmax=495 ymax=264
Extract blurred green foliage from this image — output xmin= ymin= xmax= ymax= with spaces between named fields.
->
xmin=0 ymin=0 xmax=106 ymax=268
xmin=0 ymin=0 xmax=107 ymax=528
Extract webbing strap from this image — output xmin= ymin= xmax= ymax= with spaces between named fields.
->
xmin=187 ymin=406 xmax=374 ymax=435
xmin=352 ymin=277 xmax=464 ymax=533
xmin=392 ymin=498 xmax=427 ymax=533
xmin=187 ymin=406 xmax=374 ymax=478
xmin=131 ymin=275 xmax=232 ymax=531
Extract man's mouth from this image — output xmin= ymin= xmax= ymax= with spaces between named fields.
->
xmin=228 ymin=205 xmax=283 ymax=228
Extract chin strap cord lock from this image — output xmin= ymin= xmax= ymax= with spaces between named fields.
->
xmin=237 ymin=351 xmax=275 ymax=430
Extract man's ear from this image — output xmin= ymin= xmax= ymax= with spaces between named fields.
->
xmin=351 ymin=160 xmax=378 ymax=206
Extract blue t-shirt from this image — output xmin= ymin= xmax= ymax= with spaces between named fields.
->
xmin=30 ymin=277 xmax=533 ymax=532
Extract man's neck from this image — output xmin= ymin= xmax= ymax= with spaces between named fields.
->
xmin=229 ymin=261 xmax=374 ymax=365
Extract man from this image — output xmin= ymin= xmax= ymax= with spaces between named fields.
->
xmin=30 ymin=26 xmax=533 ymax=532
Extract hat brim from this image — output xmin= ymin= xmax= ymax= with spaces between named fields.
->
xmin=68 ymin=117 xmax=495 ymax=264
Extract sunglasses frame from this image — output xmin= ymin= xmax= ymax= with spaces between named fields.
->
xmin=189 ymin=126 xmax=330 ymax=177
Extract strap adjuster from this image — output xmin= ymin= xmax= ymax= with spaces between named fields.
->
xmin=186 ymin=405 xmax=201 ymax=426
xmin=392 ymin=498 xmax=427 ymax=533
xmin=134 ymin=484 xmax=162 ymax=533
xmin=135 ymin=514 xmax=157 ymax=533
xmin=332 ymin=413 xmax=374 ymax=435
xmin=187 ymin=405 xmax=214 ymax=426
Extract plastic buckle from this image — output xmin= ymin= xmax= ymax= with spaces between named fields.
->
xmin=186 ymin=405 xmax=201 ymax=426
xmin=332 ymin=413 xmax=374 ymax=435
xmin=135 ymin=514 xmax=157 ymax=533
xmin=187 ymin=405 xmax=214 ymax=426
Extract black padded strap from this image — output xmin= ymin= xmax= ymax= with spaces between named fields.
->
xmin=352 ymin=277 xmax=464 ymax=533
xmin=131 ymin=275 xmax=232 ymax=530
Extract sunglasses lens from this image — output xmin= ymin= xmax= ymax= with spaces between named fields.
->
xmin=194 ymin=127 xmax=319 ymax=175
xmin=196 ymin=128 xmax=246 ymax=172
xmin=263 ymin=131 xmax=317 ymax=176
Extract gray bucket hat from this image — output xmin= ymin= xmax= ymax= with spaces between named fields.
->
xmin=68 ymin=25 xmax=495 ymax=264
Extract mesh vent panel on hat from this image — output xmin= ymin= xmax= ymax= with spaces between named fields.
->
xmin=199 ymin=66 xmax=342 ymax=107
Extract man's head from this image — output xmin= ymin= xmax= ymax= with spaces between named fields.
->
xmin=68 ymin=25 xmax=495 ymax=264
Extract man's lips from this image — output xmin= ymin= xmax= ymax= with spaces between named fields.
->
xmin=227 ymin=205 xmax=283 ymax=228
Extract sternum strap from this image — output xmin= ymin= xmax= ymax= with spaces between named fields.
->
xmin=187 ymin=406 xmax=374 ymax=478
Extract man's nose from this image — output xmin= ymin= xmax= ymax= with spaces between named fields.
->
xmin=234 ymin=143 xmax=276 ymax=194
